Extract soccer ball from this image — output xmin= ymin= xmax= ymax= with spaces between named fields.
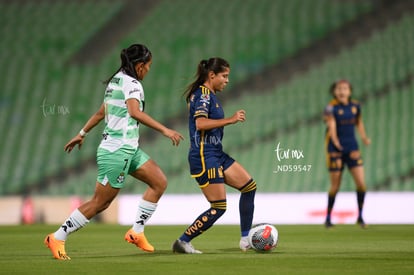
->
xmin=248 ymin=223 xmax=278 ymax=252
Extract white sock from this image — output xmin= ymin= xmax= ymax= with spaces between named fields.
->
xmin=132 ymin=200 xmax=157 ymax=233
xmin=54 ymin=209 xmax=89 ymax=241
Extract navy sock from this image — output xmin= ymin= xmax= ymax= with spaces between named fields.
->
xmin=356 ymin=190 xmax=366 ymax=219
xmin=326 ymin=193 xmax=336 ymax=221
xmin=180 ymin=200 xmax=226 ymax=242
xmin=239 ymin=179 xmax=256 ymax=237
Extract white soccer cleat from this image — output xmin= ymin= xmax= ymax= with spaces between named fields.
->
xmin=239 ymin=236 xmax=251 ymax=252
xmin=172 ymin=239 xmax=202 ymax=254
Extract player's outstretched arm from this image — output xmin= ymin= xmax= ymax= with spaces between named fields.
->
xmin=126 ymin=99 xmax=184 ymax=146
xmin=64 ymin=104 xmax=105 ymax=153
xmin=325 ymin=114 xmax=343 ymax=151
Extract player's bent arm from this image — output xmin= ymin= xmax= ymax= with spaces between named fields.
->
xmin=126 ymin=99 xmax=183 ymax=145
xmin=326 ymin=115 xmax=342 ymax=150
xmin=64 ymin=104 xmax=105 ymax=153
xmin=356 ymin=117 xmax=371 ymax=145
xmin=196 ymin=110 xmax=246 ymax=131
xmin=196 ymin=117 xmax=234 ymax=131
xmin=81 ymin=103 xmax=105 ymax=133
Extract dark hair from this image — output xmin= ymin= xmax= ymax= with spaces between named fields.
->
xmin=183 ymin=57 xmax=230 ymax=102
xmin=104 ymin=44 xmax=152 ymax=84
xmin=329 ymin=79 xmax=353 ymax=97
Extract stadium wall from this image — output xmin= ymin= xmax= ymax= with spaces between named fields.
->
xmin=1 ymin=192 xmax=413 ymax=225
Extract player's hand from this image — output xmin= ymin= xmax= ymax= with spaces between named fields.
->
xmin=231 ymin=110 xmax=246 ymax=123
xmin=163 ymin=129 xmax=184 ymax=146
xmin=362 ymin=137 xmax=371 ymax=146
xmin=333 ymin=140 xmax=343 ymax=151
xmin=64 ymin=135 xmax=84 ymax=153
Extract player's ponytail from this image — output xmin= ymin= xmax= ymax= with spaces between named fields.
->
xmin=104 ymin=44 xmax=152 ymax=84
xmin=183 ymin=57 xmax=230 ymax=102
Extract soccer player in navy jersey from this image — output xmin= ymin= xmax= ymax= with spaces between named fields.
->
xmin=172 ymin=58 xmax=257 ymax=253
xmin=324 ymin=79 xmax=371 ymax=228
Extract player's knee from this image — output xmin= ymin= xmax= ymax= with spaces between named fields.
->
xmin=157 ymin=177 xmax=168 ymax=193
xmin=151 ymin=174 xmax=168 ymax=196
xmin=329 ymin=183 xmax=340 ymax=194
xmin=210 ymin=200 xmax=227 ymax=217
xmin=356 ymin=185 xmax=366 ymax=192
xmin=328 ymin=190 xmax=338 ymax=196
xmin=239 ymin=178 xmax=257 ymax=193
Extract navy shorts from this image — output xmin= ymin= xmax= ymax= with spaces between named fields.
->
xmin=326 ymin=150 xmax=363 ymax=171
xmin=189 ymin=151 xmax=235 ymax=188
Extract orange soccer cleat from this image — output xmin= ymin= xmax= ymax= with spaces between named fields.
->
xmin=124 ymin=229 xmax=154 ymax=252
xmin=44 ymin=233 xmax=71 ymax=260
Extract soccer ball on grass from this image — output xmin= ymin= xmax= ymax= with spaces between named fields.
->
xmin=248 ymin=223 xmax=278 ymax=252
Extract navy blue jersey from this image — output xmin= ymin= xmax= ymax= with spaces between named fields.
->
xmin=188 ymin=85 xmax=224 ymax=154
xmin=325 ymin=99 xmax=361 ymax=153
xmin=188 ymin=86 xmax=232 ymax=178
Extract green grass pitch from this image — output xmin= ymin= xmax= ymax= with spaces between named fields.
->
xmin=0 ymin=224 xmax=413 ymax=274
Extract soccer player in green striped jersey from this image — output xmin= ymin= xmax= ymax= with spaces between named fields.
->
xmin=44 ymin=44 xmax=183 ymax=260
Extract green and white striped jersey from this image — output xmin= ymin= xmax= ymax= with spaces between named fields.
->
xmin=99 ymin=71 xmax=144 ymax=152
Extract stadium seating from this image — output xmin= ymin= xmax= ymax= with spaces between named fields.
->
xmin=3 ymin=0 xmax=413 ymax=195
xmin=0 ymin=1 xmax=122 ymax=194
xmin=156 ymin=11 xmax=414 ymax=193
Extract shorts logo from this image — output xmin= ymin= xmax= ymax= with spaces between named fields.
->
xmin=218 ymin=166 xmax=223 ymax=178
xmin=116 ymin=172 xmax=125 ymax=183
